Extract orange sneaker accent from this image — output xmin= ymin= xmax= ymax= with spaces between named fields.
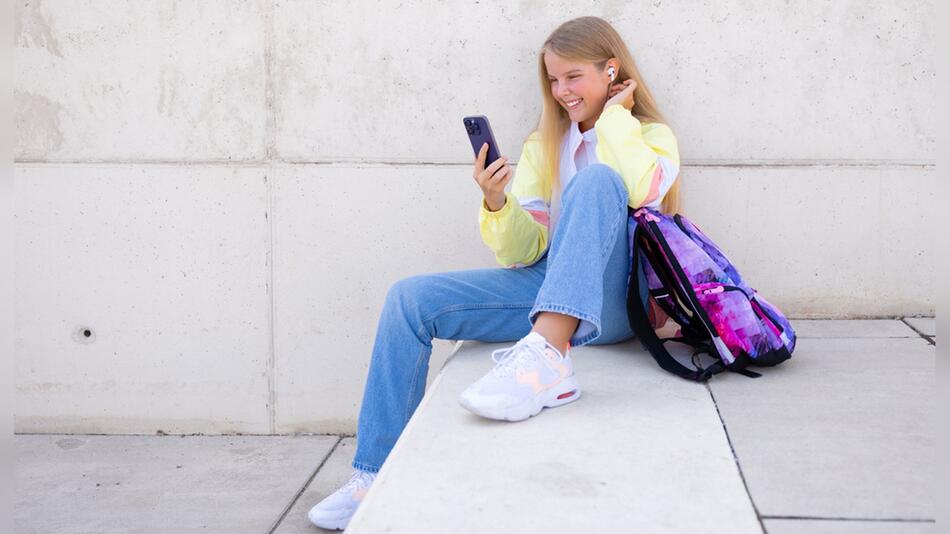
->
xmin=515 ymin=355 xmax=571 ymax=393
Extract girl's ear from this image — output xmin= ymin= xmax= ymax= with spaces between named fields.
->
xmin=606 ymin=58 xmax=619 ymax=81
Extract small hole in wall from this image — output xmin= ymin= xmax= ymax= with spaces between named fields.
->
xmin=73 ymin=326 xmax=96 ymax=344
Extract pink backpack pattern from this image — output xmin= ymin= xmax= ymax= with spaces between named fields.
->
xmin=626 ymin=207 xmax=796 ymax=381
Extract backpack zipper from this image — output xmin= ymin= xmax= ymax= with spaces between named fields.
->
xmin=698 ymin=283 xmax=744 ymax=296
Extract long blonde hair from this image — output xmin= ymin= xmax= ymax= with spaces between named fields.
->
xmin=531 ymin=16 xmax=681 ymax=214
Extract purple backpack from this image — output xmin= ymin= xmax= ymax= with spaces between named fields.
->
xmin=626 ymin=207 xmax=796 ymax=381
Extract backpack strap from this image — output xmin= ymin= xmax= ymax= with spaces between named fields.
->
xmin=732 ymin=367 xmax=763 ymax=378
xmin=628 ymin=227 xmax=722 ymax=382
xmin=701 ymin=359 xmax=762 ymax=378
xmin=693 ymin=348 xmax=762 ymax=378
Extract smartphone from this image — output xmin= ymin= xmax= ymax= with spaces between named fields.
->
xmin=463 ymin=115 xmax=502 ymax=168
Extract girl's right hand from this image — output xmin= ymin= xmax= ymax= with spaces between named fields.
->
xmin=472 ymin=142 xmax=511 ymax=211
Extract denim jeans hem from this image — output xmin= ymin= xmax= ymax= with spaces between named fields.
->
xmin=352 ymin=460 xmax=381 ymax=474
xmin=528 ymin=303 xmax=602 ymax=347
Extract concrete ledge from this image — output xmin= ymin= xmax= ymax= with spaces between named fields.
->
xmin=346 ymin=339 xmax=761 ymax=533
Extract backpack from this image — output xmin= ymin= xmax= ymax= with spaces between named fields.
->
xmin=625 ymin=207 xmax=796 ymax=382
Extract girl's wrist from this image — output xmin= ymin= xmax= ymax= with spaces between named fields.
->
xmin=484 ymin=194 xmax=507 ymax=212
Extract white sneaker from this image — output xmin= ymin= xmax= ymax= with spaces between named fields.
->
xmin=458 ymin=331 xmax=581 ymax=421
xmin=307 ymin=468 xmax=377 ymax=530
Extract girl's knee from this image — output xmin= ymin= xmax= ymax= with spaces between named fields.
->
xmin=387 ymin=274 xmax=428 ymax=303
xmin=386 ymin=274 xmax=443 ymax=320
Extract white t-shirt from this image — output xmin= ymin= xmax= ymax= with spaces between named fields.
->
xmin=549 ymin=121 xmax=600 ymax=233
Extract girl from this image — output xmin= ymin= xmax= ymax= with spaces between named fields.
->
xmin=309 ymin=15 xmax=680 ymax=530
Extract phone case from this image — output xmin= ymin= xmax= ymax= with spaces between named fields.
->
xmin=463 ymin=115 xmax=501 ymax=168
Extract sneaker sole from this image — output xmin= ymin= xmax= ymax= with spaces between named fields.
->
xmin=459 ymin=375 xmax=581 ymax=422
xmin=308 ymin=507 xmax=355 ymax=530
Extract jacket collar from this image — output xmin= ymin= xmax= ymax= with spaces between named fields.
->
xmin=559 ymin=121 xmax=600 ymax=186
xmin=564 ymin=121 xmax=599 ymax=156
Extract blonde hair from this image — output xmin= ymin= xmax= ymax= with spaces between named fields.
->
xmin=531 ymin=16 xmax=681 ymax=214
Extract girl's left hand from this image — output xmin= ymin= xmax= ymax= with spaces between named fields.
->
xmin=605 ymin=78 xmax=637 ymax=111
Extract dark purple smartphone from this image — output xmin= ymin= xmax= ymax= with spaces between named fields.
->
xmin=463 ymin=115 xmax=502 ymax=168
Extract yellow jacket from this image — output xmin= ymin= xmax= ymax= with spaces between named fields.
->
xmin=478 ymin=103 xmax=681 ymax=268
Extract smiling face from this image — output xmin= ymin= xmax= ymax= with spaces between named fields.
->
xmin=544 ymin=52 xmax=616 ymax=132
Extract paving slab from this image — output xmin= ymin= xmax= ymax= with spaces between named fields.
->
xmin=708 ymin=337 xmax=935 ymax=520
xmin=274 ymin=437 xmax=357 ymax=533
xmin=764 ymin=519 xmax=935 ymax=533
xmin=15 ymin=434 xmax=338 ymax=534
xmin=903 ymin=317 xmax=936 ymax=337
xmin=346 ymin=339 xmax=762 ymax=534
xmin=789 ymin=319 xmax=917 ymax=338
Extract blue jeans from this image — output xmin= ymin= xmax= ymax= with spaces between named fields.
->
xmin=351 ymin=163 xmax=637 ymax=473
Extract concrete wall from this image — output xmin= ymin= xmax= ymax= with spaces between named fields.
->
xmin=14 ymin=1 xmax=935 ymax=434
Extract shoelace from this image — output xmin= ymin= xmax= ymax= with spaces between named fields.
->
xmin=343 ymin=469 xmax=375 ymax=493
xmin=490 ymin=339 xmax=554 ymax=378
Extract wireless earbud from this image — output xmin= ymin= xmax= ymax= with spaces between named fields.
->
xmin=608 ymin=67 xmax=616 ymax=81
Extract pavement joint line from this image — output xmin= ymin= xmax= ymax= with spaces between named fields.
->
xmin=899 ymin=317 xmax=936 ymax=346
xmin=265 ymin=434 xmax=344 ymax=534
xmin=704 ymin=382 xmax=766 ymax=534
xmin=761 ymin=515 xmax=935 ymax=523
